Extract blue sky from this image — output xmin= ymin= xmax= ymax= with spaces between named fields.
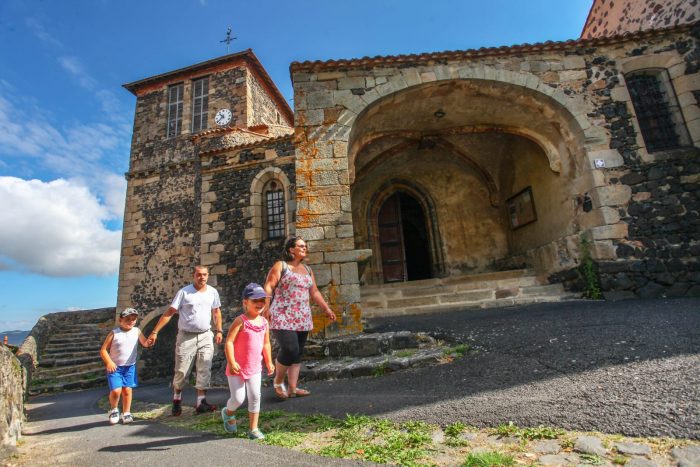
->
xmin=0 ymin=0 xmax=592 ymax=332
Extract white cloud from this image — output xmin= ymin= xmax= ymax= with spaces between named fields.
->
xmin=0 ymin=177 xmax=121 ymax=277
xmin=58 ymin=56 xmax=98 ymax=90
xmin=0 ymin=86 xmax=129 ymax=215
xmin=25 ymin=17 xmax=64 ymax=49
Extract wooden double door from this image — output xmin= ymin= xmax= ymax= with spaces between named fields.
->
xmin=377 ymin=192 xmax=432 ymax=283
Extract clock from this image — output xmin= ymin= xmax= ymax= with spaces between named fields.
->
xmin=214 ymin=108 xmax=232 ymax=126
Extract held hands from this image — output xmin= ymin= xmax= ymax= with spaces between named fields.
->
xmin=146 ymin=334 xmax=157 ymax=347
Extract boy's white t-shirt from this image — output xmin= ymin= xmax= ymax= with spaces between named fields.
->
xmin=109 ymin=327 xmax=140 ymax=366
xmin=171 ymin=284 xmax=221 ymax=333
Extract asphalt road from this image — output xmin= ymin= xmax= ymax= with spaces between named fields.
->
xmin=10 ymin=298 xmax=699 ymax=465
xmin=139 ymin=298 xmax=699 ymax=439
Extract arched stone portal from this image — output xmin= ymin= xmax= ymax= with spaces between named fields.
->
xmin=365 ymin=180 xmax=444 ymax=284
xmin=348 ymin=79 xmax=587 ymax=283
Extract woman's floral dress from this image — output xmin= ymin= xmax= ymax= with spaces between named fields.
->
xmin=269 ymin=263 xmax=313 ymax=332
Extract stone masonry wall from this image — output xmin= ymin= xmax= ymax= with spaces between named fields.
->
xmin=0 ymin=345 xmax=23 ymax=451
xmin=118 ymin=165 xmax=199 ymax=315
xmin=582 ymin=0 xmax=699 ymax=39
xmin=128 ymin=65 xmax=249 ymax=172
xmin=291 ymin=26 xmax=699 ymax=300
xmin=247 ymin=71 xmax=284 ymax=127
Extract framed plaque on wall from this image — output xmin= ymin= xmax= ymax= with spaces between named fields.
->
xmin=506 ymin=186 xmax=537 ymax=229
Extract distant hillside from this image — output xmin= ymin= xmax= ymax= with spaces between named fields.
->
xmin=1 ymin=330 xmax=30 ymax=346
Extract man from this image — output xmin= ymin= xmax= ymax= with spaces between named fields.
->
xmin=147 ymin=265 xmax=223 ymax=415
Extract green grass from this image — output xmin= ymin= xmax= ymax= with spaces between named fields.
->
xmin=371 ymin=361 xmax=389 ymax=377
xmin=463 ymin=450 xmax=515 ymax=467
xmin=443 ymin=344 xmax=471 ymax=358
xmin=493 ymin=422 xmax=564 ymax=441
xmin=580 ymin=453 xmax=604 ymax=465
xmin=317 ymin=415 xmax=433 ymax=466
xmin=394 ymin=349 xmax=418 ymax=358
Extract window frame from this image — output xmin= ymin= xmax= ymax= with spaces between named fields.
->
xmin=167 ymin=83 xmax=184 ymax=139
xmin=191 ymin=76 xmax=209 ymax=133
xmin=263 ymin=181 xmax=286 ymax=240
xmin=625 ymin=68 xmax=690 ymax=153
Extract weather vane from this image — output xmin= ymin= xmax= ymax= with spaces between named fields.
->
xmin=220 ymin=27 xmax=237 ymax=54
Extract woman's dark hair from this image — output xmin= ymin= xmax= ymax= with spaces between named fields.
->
xmin=282 ymin=236 xmax=304 ymax=261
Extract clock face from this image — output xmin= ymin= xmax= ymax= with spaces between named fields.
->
xmin=215 ymin=108 xmax=232 ymax=126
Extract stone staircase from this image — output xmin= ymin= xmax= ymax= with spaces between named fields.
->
xmin=360 ymin=269 xmax=577 ymax=318
xmin=30 ymin=321 xmax=112 ymax=395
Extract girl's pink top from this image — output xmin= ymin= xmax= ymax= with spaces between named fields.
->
xmin=225 ymin=315 xmax=267 ymax=380
xmin=269 ymin=265 xmax=314 ymax=332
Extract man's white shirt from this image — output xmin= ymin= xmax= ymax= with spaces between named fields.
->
xmin=171 ymin=284 xmax=221 ymax=332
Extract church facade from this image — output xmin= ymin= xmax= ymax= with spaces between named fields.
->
xmin=118 ymin=0 xmax=699 ymax=377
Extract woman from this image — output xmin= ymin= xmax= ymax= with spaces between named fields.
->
xmin=263 ymin=236 xmax=336 ymax=399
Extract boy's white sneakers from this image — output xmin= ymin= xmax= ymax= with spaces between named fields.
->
xmin=108 ymin=408 xmax=120 ymax=425
xmin=122 ymin=413 xmax=133 ymax=424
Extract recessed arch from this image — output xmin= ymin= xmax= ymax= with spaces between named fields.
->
xmin=366 ymin=179 xmax=445 ymax=283
xmin=346 ymin=79 xmax=587 ymax=184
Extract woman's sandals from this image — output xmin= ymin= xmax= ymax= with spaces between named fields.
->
xmin=288 ymin=387 xmax=310 ymax=398
xmin=274 ymin=382 xmax=288 ymax=400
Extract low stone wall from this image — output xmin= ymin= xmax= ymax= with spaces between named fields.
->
xmin=0 ymin=345 xmax=24 ymax=452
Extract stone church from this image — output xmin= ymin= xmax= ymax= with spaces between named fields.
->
xmin=118 ymin=0 xmax=699 ymax=376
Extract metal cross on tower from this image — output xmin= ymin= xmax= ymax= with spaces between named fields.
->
xmin=220 ymin=27 xmax=237 ymax=54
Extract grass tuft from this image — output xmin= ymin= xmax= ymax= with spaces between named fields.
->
xmin=463 ymin=450 xmax=515 ymax=467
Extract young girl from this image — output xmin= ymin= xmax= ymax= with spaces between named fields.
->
xmin=222 ymin=283 xmax=275 ymax=440
xmin=100 ymin=308 xmax=150 ymax=425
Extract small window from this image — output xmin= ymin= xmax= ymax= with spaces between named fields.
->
xmin=167 ymin=83 xmax=184 ymax=138
xmin=626 ymin=69 xmax=690 ymax=152
xmin=192 ymin=77 xmax=209 ymax=133
xmin=263 ymin=181 xmax=285 ymax=239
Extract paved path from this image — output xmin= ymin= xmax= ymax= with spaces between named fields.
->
xmin=141 ymin=298 xmax=700 ymax=439
xmin=8 ymin=298 xmax=699 ymax=465
xmin=12 ymin=387 xmax=363 ymax=466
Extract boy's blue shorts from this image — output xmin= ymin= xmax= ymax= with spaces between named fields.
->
xmin=107 ymin=364 xmax=138 ymax=391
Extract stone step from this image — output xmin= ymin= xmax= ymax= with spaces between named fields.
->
xmin=302 ymin=347 xmax=447 ymax=381
xmin=41 ymin=349 xmax=101 ymax=359
xmin=47 ymin=336 xmax=105 ymax=345
xmin=31 ymin=367 xmax=105 ymax=387
xmin=320 ymin=331 xmax=436 ymax=358
xmin=51 ymin=330 xmax=106 ymax=340
xmin=34 ymin=361 xmax=105 ymax=379
xmin=44 ymin=341 xmax=103 ymax=352
xmin=39 ymin=355 xmax=103 ymax=368
xmin=359 ymin=268 xmax=575 ymax=318
xmin=29 ymin=376 xmax=104 ymax=395
xmin=362 ymin=295 xmax=580 ymax=318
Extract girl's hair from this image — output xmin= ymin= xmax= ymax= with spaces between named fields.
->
xmin=282 ymin=236 xmax=304 ymax=261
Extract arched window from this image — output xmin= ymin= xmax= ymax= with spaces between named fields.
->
xmin=263 ymin=180 xmax=285 ymax=239
xmin=246 ymin=167 xmax=295 ymax=248
xmin=625 ymin=69 xmax=690 ymax=152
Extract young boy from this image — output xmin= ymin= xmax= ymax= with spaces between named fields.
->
xmin=100 ymin=308 xmax=150 ymax=425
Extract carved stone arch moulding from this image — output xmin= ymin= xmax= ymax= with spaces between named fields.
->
xmin=247 ymin=167 xmax=295 ymax=248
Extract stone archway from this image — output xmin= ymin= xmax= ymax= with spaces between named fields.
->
xmin=347 ymin=78 xmax=587 ymax=279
